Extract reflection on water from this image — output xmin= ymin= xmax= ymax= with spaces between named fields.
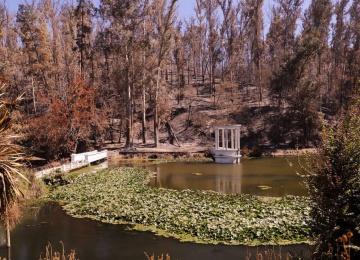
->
xmin=109 ymin=157 xmax=307 ymax=197
xmin=0 ymin=202 xmax=310 ymax=260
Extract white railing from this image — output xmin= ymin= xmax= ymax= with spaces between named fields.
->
xmin=36 ymin=150 xmax=109 ymax=178
xmin=71 ymin=150 xmax=98 ymax=165
xmin=70 ymin=150 xmax=108 ymax=169
xmin=85 ymin=150 xmax=108 ymax=165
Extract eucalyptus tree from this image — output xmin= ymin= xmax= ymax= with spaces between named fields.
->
xmin=150 ymin=0 xmax=178 ymax=147
xmin=0 ymin=3 xmax=20 ymax=88
xmin=234 ymin=0 xmax=251 ymax=85
xmin=242 ymin=0 xmax=264 ymax=102
xmin=267 ymin=0 xmax=303 ymax=109
xmin=58 ymin=2 xmax=79 ymax=89
xmin=37 ymin=0 xmax=64 ymax=94
xmin=202 ymin=0 xmax=221 ymax=103
xmin=183 ymin=18 xmax=200 ymax=94
xmin=217 ymin=0 xmax=241 ymax=83
xmin=194 ymin=0 xmax=207 ymax=85
xmin=331 ymin=0 xmax=350 ymax=107
xmin=266 ymin=0 xmax=332 ymax=145
xmin=73 ymin=0 xmax=94 ymax=80
xmin=16 ymin=2 xmax=54 ymax=113
xmin=303 ymin=0 xmax=332 ymax=77
xmin=100 ymin=0 xmax=150 ymax=148
xmin=173 ymin=21 xmax=185 ymax=104
xmin=269 ymin=32 xmax=322 ymax=145
xmin=299 ymin=0 xmax=332 ymax=117
xmin=347 ymin=0 xmax=360 ymax=94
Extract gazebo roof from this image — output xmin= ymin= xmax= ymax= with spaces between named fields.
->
xmin=213 ymin=125 xmax=241 ymax=129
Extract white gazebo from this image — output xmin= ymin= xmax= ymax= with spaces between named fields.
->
xmin=211 ymin=125 xmax=241 ymax=163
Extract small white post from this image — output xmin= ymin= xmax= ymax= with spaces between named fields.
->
xmin=71 ymin=154 xmax=76 ymax=166
xmin=61 ymin=164 xmax=66 ymax=172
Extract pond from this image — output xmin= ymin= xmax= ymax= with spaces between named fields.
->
xmin=0 ymin=157 xmax=310 ymax=259
xmin=0 ymin=202 xmax=310 ymax=260
xmin=109 ymin=157 xmax=307 ymax=197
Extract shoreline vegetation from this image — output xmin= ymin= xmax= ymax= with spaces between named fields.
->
xmin=48 ymin=167 xmax=311 ymax=246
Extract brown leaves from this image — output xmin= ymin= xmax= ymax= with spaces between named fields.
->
xmin=27 ymin=78 xmax=108 ymax=160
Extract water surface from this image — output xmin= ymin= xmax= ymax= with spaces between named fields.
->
xmin=110 ymin=157 xmax=307 ymax=196
xmin=0 ymin=202 xmax=309 ymax=260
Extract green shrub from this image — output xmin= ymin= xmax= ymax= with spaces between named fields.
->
xmin=301 ymin=98 xmax=360 ymax=258
xmin=43 ymin=173 xmax=71 ymax=186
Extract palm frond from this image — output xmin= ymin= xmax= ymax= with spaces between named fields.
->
xmin=0 ymin=83 xmax=27 ymax=219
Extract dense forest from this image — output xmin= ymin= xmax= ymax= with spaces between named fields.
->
xmin=0 ymin=0 xmax=359 ymax=161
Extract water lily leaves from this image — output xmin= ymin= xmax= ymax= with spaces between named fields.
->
xmin=192 ymin=173 xmax=203 ymax=176
xmin=48 ymin=167 xmax=311 ymax=246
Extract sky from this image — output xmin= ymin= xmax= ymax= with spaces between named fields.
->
xmin=5 ymin=0 xmax=311 ymax=34
xmin=5 ymin=0 xmax=194 ymax=19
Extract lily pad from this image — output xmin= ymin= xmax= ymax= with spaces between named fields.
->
xmin=192 ymin=172 xmax=203 ymax=176
xmin=48 ymin=167 xmax=311 ymax=246
xmin=257 ymin=185 xmax=273 ymax=190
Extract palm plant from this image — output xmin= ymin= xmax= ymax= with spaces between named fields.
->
xmin=0 ymin=83 xmax=29 ymax=247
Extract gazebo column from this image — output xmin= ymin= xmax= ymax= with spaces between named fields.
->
xmin=225 ymin=129 xmax=228 ymax=150
xmin=231 ymin=129 xmax=234 ymax=149
xmin=221 ymin=129 xmax=225 ymax=149
xmin=215 ymin=128 xmax=219 ymax=150
xmin=235 ymin=129 xmax=238 ymax=150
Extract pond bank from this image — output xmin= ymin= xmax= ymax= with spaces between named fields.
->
xmin=104 ymin=142 xmax=315 ymax=160
xmin=48 ymin=167 xmax=311 ymax=246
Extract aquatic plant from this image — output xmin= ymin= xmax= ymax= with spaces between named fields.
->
xmin=245 ymin=246 xmax=294 ymax=260
xmin=257 ymin=186 xmax=272 ymax=190
xmin=49 ymin=167 xmax=311 ymax=245
xmin=39 ymin=242 xmax=78 ymax=260
xmin=144 ymin=253 xmax=171 ymax=260
xmin=43 ymin=173 xmax=71 ymax=186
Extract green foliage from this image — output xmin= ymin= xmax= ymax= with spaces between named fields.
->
xmin=43 ymin=173 xmax=71 ymax=186
xmin=301 ymin=99 xmax=360 ymax=257
xmin=49 ymin=167 xmax=311 ymax=245
xmin=18 ymin=172 xmax=48 ymax=199
xmin=268 ymin=30 xmax=322 ymax=146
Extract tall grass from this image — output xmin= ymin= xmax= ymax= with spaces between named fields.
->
xmin=246 ymin=246 xmax=292 ymax=260
xmin=39 ymin=242 xmax=78 ymax=260
xmin=145 ymin=253 xmax=171 ymax=260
